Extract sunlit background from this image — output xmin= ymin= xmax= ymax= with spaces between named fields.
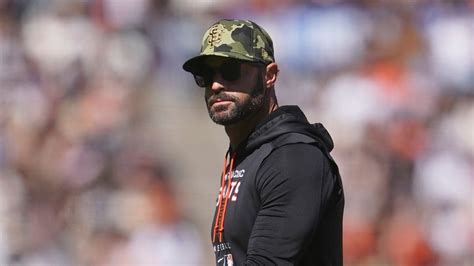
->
xmin=0 ymin=0 xmax=472 ymax=265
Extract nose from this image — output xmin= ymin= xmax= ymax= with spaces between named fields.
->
xmin=210 ymin=71 xmax=225 ymax=92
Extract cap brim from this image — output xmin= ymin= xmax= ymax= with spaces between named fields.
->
xmin=182 ymin=55 xmax=211 ymax=74
xmin=182 ymin=52 xmax=261 ymax=74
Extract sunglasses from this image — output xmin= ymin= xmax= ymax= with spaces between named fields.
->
xmin=193 ymin=60 xmax=263 ymax=88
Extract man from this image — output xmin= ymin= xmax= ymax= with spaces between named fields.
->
xmin=183 ymin=19 xmax=344 ymax=266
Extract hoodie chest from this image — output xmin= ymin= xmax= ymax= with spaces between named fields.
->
xmin=217 ymin=151 xmax=263 ymax=226
xmin=212 ymin=142 xmax=277 ymax=251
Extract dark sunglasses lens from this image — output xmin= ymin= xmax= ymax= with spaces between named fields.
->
xmin=192 ymin=61 xmax=243 ymax=87
xmin=193 ymin=74 xmax=207 ymax=87
xmin=220 ymin=61 xmax=241 ymax=81
xmin=193 ymin=67 xmax=213 ymax=87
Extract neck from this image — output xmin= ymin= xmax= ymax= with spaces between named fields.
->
xmin=225 ymin=98 xmax=278 ymax=151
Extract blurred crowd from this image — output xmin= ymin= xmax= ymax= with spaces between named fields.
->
xmin=0 ymin=0 xmax=472 ymax=265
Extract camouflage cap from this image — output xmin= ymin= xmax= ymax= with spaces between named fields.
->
xmin=183 ymin=19 xmax=275 ymax=74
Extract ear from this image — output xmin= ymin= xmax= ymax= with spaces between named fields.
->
xmin=265 ymin=63 xmax=279 ymax=88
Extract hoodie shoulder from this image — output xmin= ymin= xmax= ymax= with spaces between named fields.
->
xmin=244 ymin=106 xmax=335 ymax=154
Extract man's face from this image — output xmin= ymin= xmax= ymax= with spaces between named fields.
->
xmin=202 ymin=57 xmax=266 ymax=125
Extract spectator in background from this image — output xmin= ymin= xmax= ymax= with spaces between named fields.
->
xmin=120 ymin=158 xmax=203 ymax=265
xmin=83 ymin=153 xmax=203 ymax=266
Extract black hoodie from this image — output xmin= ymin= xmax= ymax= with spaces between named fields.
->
xmin=212 ymin=106 xmax=344 ymax=266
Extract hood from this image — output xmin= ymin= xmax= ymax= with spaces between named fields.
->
xmin=236 ymin=105 xmax=334 ymax=155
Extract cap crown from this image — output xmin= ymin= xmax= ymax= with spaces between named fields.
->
xmin=199 ymin=19 xmax=274 ymax=64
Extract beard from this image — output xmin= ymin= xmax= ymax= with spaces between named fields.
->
xmin=205 ymin=73 xmax=265 ymax=126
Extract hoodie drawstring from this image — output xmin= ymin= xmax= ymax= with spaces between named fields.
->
xmin=213 ymin=151 xmax=236 ymax=243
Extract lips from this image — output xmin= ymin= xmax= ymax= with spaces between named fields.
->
xmin=208 ymin=95 xmax=235 ymax=107
xmin=211 ymin=99 xmax=232 ymax=105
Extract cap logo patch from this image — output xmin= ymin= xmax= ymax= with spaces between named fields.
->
xmin=207 ymin=24 xmax=224 ymax=47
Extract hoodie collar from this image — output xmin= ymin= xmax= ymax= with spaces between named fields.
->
xmin=233 ymin=105 xmax=334 ymax=156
